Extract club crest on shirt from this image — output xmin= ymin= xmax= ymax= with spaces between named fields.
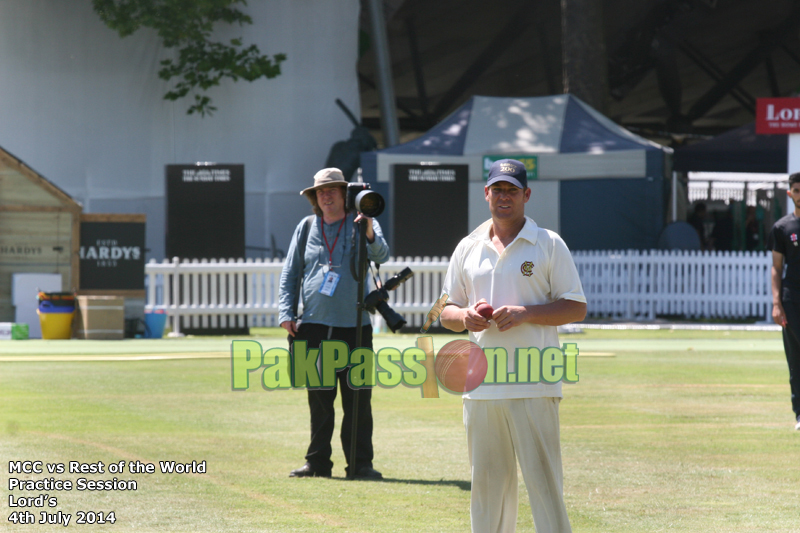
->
xmin=520 ymin=261 xmax=534 ymax=277
xmin=793 ymin=233 xmax=798 ymax=246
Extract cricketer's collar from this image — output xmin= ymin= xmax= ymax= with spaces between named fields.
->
xmin=469 ymin=216 xmax=539 ymax=249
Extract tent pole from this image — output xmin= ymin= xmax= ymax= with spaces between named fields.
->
xmin=366 ymin=0 xmax=400 ymax=147
xmin=672 ymin=171 xmax=678 ymax=222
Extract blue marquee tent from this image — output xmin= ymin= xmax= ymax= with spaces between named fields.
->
xmin=361 ymin=95 xmax=672 ymax=252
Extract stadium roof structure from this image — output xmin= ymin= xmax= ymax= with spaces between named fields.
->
xmin=357 ymin=0 xmax=800 ymax=145
xmin=673 ymin=123 xmax=788 ymax=173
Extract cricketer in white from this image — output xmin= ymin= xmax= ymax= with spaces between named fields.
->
xmin=440 ymin=159 xmax=586 ymax=533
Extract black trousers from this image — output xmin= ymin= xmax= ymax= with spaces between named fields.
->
xmin=781 ymin=287 xmax=800 ymax=417
xmin=290 ymin=322 xmax=374 ymax=474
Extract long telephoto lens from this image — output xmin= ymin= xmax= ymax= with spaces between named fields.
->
xmin=355 ymin=190 xmax=385 ymax=217
xmin=375 ymin=300 xmax=407 ymax=332
xmin=383 ymin=267 xmax=414 ymax=291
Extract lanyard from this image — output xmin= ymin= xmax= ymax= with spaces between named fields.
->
xmin=321 ymin=216 xmax=346 ymax=267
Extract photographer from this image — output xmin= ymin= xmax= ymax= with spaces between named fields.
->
xmin=278 ymin=168 xmax=389 ymax=479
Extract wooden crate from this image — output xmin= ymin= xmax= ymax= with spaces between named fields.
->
xmin=73 ymin=296 xmax=125 ymax=340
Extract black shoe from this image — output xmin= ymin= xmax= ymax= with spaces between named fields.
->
xmin=289 ymin=463 xmax=331 ymax=478
xmin=351 ymin=466 xmax=383 ymax=480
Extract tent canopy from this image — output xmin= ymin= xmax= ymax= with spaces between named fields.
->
xmin=363 ymin=95 xmax=670 ymax=252
xmin=673 ymin=123 xmax=788 ymax=174
xmin=379 ymin=94 xmax=665 ymax=156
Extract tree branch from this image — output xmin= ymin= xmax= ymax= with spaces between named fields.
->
xmin=93 ymin=0 xmax=286 ymax=116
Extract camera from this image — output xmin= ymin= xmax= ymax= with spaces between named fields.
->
xmin=364 ymin=267 xmax=414 ymax=332
xmin=346 ymin=182 xmax=385 ymax=217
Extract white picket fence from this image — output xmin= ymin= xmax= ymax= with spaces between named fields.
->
xmin=144 ymin=250 xmax=774 ymax=333
xmin=572 ymin=250 xmax=773 ymax=321
xmin=144 ymin=257 xmax=449 ymax=334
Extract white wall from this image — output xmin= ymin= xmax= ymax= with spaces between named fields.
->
xmin=0 ymin=0 xmax=361 ymax=259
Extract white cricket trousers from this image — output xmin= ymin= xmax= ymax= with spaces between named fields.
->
xmin=463 ymin=398 xmax=571 ymax=533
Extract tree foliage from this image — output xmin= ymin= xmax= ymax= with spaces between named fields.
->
xmin=93 ymin=0 xmax=287 ymax=116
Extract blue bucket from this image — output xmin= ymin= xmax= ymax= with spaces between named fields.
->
xmin=144 ymin=312 xmax=167 ymax=339
xmin=38 ymin=300 xmax=76 ymax=313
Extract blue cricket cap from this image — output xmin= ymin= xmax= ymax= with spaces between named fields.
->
xmin=486 ymin=159 xmax=527 ymax=190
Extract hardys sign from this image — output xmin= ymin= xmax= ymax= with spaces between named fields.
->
xmin=756 ymin=97 xmax=800 ymax=134
xmin=79 ymin=215 xmax=146 ymax=291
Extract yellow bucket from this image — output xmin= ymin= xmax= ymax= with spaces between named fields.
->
xmin=38 ymin=310 xmax=75 ymax=340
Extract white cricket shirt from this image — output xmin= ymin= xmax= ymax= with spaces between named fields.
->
xmin=441 ymin=217 xmax=586 ymax=400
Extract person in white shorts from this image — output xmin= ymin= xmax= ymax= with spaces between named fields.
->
xmin=440 ymin=159 xmax=587 ymax=533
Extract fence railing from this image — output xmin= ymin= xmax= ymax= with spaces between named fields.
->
xmin=572 ymin=250 xmax=772 ymax=321
xmin=144 ymin=257 xmax=449 ymax=334
xmin=144 ymin=250 xmax=774 ymax=333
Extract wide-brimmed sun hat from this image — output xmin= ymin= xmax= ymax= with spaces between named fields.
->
xmin=300 ymin=168 xmax=347 ymax=199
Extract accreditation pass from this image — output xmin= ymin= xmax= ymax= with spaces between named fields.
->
xmin=319 ymin=270 xmax=340 ymax=296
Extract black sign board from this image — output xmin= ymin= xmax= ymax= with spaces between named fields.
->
xmin=166 ymin=164 xmax=245 ymax=260
xmin=392 ymin=164 xmax=469 ymax=257
xmin=80 ymin=217 xmax=146 ymax=290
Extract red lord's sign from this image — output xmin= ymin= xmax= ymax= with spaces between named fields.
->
xmin=756 ymin=97 xmax=800 ymax=134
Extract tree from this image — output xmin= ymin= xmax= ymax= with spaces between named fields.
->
xmin=93 ymin=0 xmax=287 ymax=116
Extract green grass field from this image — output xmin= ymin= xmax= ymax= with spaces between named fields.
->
xmin=1 ymin=328 xmax=798 ymax=532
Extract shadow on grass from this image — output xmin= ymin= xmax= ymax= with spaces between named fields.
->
xmin=330 ymin=476 xmax=470 ymax=490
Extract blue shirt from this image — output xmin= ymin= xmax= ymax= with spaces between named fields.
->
xmin=278 ymin=212 xmax=390 ymax=327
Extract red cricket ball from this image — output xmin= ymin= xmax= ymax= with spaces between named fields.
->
xmin=476 ymin=302 xmax=494 ymax=320
xmin=434 ymin=339 xmax=488 ymax=394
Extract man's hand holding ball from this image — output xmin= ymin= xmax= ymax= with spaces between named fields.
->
xmin=470 ymin=301 xmax=530 ymax=333
xmin=476 ymin=302 xmax=494 ymax=320
xmin=461 ymin=300 xmax=493 ymax=332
